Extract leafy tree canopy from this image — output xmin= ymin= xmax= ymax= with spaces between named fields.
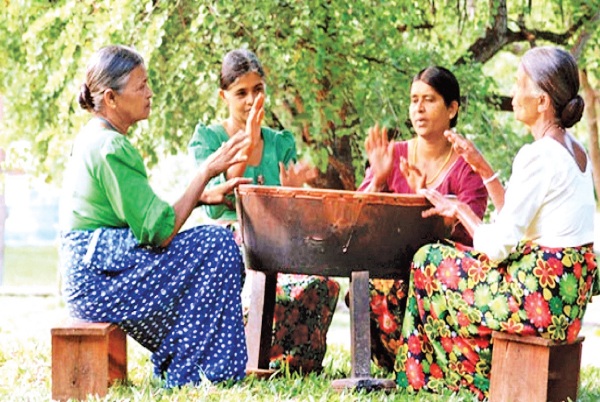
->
xmin=1 ymin=0 xmax=599 ymax=189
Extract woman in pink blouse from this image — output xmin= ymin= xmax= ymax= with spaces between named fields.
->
xmin=357 ymin=66 xmax=488 ymax=370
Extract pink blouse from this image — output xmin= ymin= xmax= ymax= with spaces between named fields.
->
xmin=358 ymin=141 xmax=488 ymax=246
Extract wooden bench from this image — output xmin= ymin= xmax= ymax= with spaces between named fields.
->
xmin=489 ymin=331 xmax=584 ymax=402
xmin=51 ymin=321 xmax=127 ymax=401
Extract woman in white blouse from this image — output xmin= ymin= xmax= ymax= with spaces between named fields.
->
xmin=392 ymin=46 xmax=598 ymax=400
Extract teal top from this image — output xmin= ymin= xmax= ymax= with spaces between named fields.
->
xmin=60 ymin=119 xmax=175 ymax=246
xmin=188 ymin=123 xmax=297 ymax=220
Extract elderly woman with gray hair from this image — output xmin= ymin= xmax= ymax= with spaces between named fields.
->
xmin=393 ymin=46 xmax=597 ymax=399
xmin=59 ymin=45 xmax=252 ymax=387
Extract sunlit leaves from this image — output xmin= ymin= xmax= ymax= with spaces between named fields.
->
xmin=0 ymin=0 xmax=599 ymax=188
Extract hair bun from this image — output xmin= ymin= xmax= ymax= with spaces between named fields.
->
xmin=78 ymin=83 xmax=95 ymax=111
xmin=560 ymin=94 xmax=584 ymax=128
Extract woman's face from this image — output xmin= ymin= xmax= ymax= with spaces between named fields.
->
xmin=221 ymin=72 xmax=265 ymax=126
xmin=511 ymin=65 xmax=542 ymax=127
xmin=409 ymin=80 xmax=457 ymax=138
xmin=113 ymin=65 xmax=153 ymax=125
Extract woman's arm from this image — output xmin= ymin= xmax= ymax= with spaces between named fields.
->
xmin=444 ymin=129 xmax=505 ymax=211
xmin=420 ymin=189 xmax=483 ymax=238
xmin=161 ymin=132 xmax=250 ymax=247
xmin=198 ymin=177 xmax=253 ymax=208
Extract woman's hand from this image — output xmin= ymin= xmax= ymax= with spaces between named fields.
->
xmin=399 ymin=155 xmax=426 ymax=192
xmin=419 ymin=188 xmax=460 ymax=228
xmin=445 ymin=128 xmax=505 ymax=211
xmin=199 ymin=177 xmax=252 ymax=209
xmin=444 ymin=129 xmax=491 ymax=177
xmin=202 ymin=130 xmax=250 ymax=179
xmin=245 ymin=92 xmax=265 ymax=152
xmin=419 ymin=188 xmax=483 ymax=238
xmin=279 ymin=161 xmax=318 ymax=187
xmin=364 ymin=124 xmax=395 ymax=191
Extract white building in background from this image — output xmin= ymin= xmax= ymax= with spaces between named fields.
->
xmin=2 ymin=150 xmax=192 ymax=247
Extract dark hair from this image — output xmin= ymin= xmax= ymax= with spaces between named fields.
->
xmin=521 ymin=46 xmax=584 ymax=128
xmin=78 ymin=45 xmax=144 ymax=112
xmin=412 ymin=66 xmax=461 ymax=128
xmin=220 ymin=49 xmax=265 ymax=90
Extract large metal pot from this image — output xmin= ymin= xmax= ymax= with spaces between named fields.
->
xmin=236 ymin=185 xmax=447 ymax=279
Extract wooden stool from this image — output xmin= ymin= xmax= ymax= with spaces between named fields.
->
xmin=489 ymin=331 xmax=584 ymax=402
xmin=51 ymin=321 xmax=127 ymax=401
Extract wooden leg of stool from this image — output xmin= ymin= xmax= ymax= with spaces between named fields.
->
xmin=490 ymin=334 xmax=550 ymax=401
xmin=490 ymin=331 xmax=584 ymax=402
xmin=108 ymin=326 xmax=127 ymax=385
xmin=548 ymin=341 xmax=582 ymax=402
xmin=52 ymin=323 xmax=127 ymax=401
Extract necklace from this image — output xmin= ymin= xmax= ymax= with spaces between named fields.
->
xmin=411 ymin=139 xmax=454 ymax=186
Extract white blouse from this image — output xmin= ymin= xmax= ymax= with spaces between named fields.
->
xmin=474 ymin=135 xmax=595 ymax=262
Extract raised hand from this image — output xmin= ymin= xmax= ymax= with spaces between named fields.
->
xmin=364 ymin=124 xmax=395 ymax=191
xmin=399 ymin=155 xmax=426 ymax=192
xmin=202 ymin=130 xmax=250 ymax=178
xmin=444 ymin=129 xmax=490 ymax=176
xmin=245 ymin=92 xmax=265 ymax=153
xmin=279 ymin=160 xmax=318 ymax=187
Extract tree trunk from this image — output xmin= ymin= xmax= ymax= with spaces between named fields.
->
xmin=580 ymin=70 xmax=600 ymax=197
xmin=0 ymin=93 xmax=5 ymax=286
xmin=0 ymin=148 xmax=5 ymax=287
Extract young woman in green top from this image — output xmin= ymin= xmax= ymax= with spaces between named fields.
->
xmin=188 ymin=49 xmax=340 ymax=372
xmin=60 ymin=45 xmax=251 ymax=388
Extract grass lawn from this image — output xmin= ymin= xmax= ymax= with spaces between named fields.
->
xmin=1 ymin=247 xmax=599 ymax=401
xmin=2 ymin=245 xmax=59 ymax=288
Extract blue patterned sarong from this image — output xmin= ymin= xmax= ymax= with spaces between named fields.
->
xmin=59 ymin=225 xmax=247 ymax=387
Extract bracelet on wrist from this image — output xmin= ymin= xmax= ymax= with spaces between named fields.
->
xmin=482 ymin=171 xmax=500 ymax=185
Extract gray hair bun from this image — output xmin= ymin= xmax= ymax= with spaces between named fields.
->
xmin=78 ymin=83 xmax=95 ymax=111
xmin=560 ymin=94 xmax=584 ymax=128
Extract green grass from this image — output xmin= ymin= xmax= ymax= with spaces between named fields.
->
xmin=1 ymin=247 xmax=599 ymax=401
xmin=1 ymin=324 xmax=599 ymax=402
xmin=2 ymin=245 xmax=59 ymax=287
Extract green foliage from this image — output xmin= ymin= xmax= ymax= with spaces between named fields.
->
xmin=0 ymin=0 xmax=599 ymax=188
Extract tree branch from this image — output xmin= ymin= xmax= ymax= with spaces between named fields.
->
xmin=456 ymin=0 xmax=596 ymax=65
xmin=571 ymin=10 xmax=600 ymax=60
xmin=455 ymin=0 xmax=508 ymax=65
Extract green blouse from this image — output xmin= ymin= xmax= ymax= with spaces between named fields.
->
xmin=60 ymin=119 xmax=175 ymax=246
xmin=188 ymin=123 xmax=297 ymax=220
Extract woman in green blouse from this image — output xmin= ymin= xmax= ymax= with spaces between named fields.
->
xmin=188 ymin=48 xmax=340 ymax=373
xmin=60 ymin=45 xmax=251 ymax=388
